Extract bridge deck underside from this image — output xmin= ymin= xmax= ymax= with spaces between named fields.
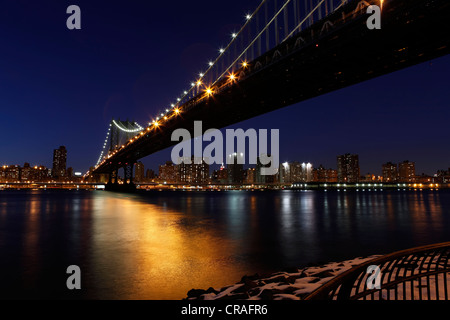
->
xmin=94 ymin=0 xmax=450 ymax=173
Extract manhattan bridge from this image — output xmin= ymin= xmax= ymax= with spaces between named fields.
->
xmin=85 ymin=0 xmax=450 ymax=191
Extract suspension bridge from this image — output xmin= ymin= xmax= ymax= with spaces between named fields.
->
xmin=86 ymin=0 xmax=450 ymax=191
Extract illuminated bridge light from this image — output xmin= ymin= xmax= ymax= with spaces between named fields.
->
xmin=174 ymin=108 xmax=180 ymax=114
xmin=205 ymin=87 xmax=213 ymax=96
xmin=245 ymin=14 xmax=252 ymax=20
xmin=242 ymin=61 xmax=248 ymax=68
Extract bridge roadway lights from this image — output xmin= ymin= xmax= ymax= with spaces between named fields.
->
xmin=105 ymin=181 xmax=136 ymax=192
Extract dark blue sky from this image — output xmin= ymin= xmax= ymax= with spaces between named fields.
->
xmin=1 ymin=1 xmax=449 ymax=176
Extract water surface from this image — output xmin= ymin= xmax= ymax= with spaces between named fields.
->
xmin=0 ymin=189 xmax=448 ymax=299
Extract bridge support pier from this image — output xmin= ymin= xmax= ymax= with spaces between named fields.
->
xmin=105 ymin=165 xmax=136 ymax=192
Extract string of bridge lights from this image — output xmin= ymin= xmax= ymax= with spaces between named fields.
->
xmin=144 ymin=3 xmax=266 ymax=127
xmin=95 ymin=0 xmax=334 ymax=171
xmin=94 ymin=6 xmax=264 ymax=171
xmin=94 ymin=123 xmax=112 ymax=168
xmin=94 ymin=121 xmax=144 ymax=169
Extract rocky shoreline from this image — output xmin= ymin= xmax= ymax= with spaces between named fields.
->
xmin=185 ymin=255 xmax=381 ymax=300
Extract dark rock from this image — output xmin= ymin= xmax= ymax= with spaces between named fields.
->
xmin=314 ymin=270 xmax=335 ymax=278
xmin=265 ymin=275 xmax=287 ymax=284
xmin=239 ymin=274 xmax=260 ymax=283
xmin=295 ymin=292 xmax=311 ymax=300
xmin=259 ymin=289 xmax=274 ymax=300
xmin=187 ymin=288 xmax=207 ymax=298
xmin=217 ymin=292 xmax=250 ymax=300
xmin=283 ymin=276 xmax=297 ymax=284
xmin=282 ymin=286 xmax=298 ymax=294
xmin=248 ymin=287 xmax=261 ymax=296
xmin=232 ymin=279 xmax=259 ymax=294
xmin=206 ymin=287 xmax=219 ymax=294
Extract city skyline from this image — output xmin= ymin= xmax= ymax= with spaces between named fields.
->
xmin=0 ymin=1 xmax=449 ymax=176
xmin=2 ymin=145 xmax=450 ymax=184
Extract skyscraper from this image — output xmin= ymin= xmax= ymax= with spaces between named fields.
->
xmin=382 ymin=162 xmax=398 ymax=182
xmin=256 ymin=155 xmax=277 ymax=184
xmin=159 ymin=161 xmax=177 ymax=183
xmin=177 ymin=156 xmax=209 ymax=185
xmin=337 ymin=153 xmax=360 ymax=183
xmin=227 ymin=153 xmax=244 ymax=185
xmin=398 ymin=160 xmax=415 ymax=182
xmin=52 ymin=146 xmax=67 ymax=179
xmin=314 ymin=165 xmax=338 ymax=182
xmin=135 ymin=161 xmax=145 ymax=183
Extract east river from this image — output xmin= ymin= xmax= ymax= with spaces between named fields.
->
xmin=0 ymin=189 xmax=449 ymax=299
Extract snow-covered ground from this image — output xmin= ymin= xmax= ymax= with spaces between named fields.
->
xmin=185 ymin=256 xmax=381 ymax=300
xmin=185 ymin=254 xmax=450 ymax=300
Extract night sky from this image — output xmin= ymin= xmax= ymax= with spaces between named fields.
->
xmin=1 ymin=1 xmax=449 ymax=176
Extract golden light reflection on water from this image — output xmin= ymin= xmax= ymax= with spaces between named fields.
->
xmin=22 ymin=193 xmax=41 ymax=289
xmin=2 ymin=189 xmax=448 ymax=300
xmin=89 ymin=193 xmax=248 ymax=300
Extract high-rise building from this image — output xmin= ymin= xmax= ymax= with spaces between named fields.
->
xmin=212 ymin=164 xmax=228 ymax=184
xmin=244 ymin=168 xmax=256 ymax=184
xmin=256 ymin=155 xmax=278 ymax=184
xmin=398 ymin=160 xmax=415 ymax=183
xmin=159 ymin=161 xmax=177 ymax=183
xmin=52 ymin=146 xmax=67 ymax=179
xmin=135 ymin=161 xmax=145 ymax=183
xmin=146 ymin=169 xmax=155 ymax=181
xmin=300 ymin=162 xmax=313 ymax=182
xmin=284 ymin=161 xmax=313 ymax=183
xmin=337 ymin=153 xmax=360 ymax=183
xmin=279 ymin=162 xmax=291 ymax=183
xmin=313 ymin=165 xmax=338 ymax=182
xmin=227 ymin=153 xmax=244 ymax=185
xmin=0 ymin=165 xmax=20 ymax=182
xmin=177 ymin=156 xmax=209 ymax=185
xmin=382 ymin=162 xmax=398 ymax=182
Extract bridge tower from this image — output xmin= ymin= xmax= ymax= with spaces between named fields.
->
xmin=104 ymin=119 xmax=143 ymax=191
